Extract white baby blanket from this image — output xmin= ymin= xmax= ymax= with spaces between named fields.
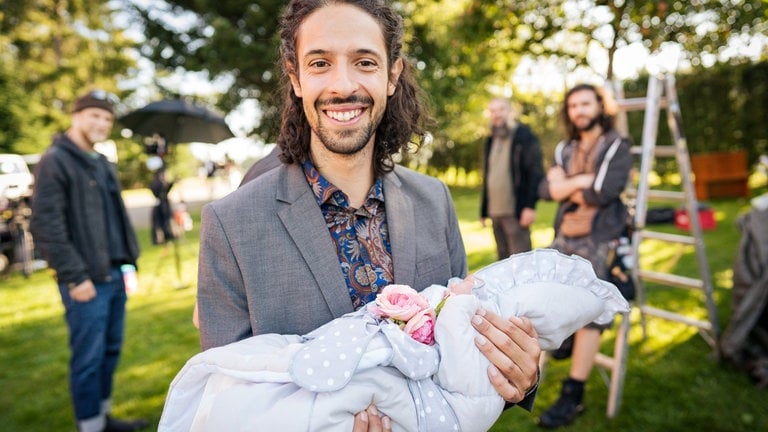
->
xmin=159 ymin=249 xmax=630 ymax=431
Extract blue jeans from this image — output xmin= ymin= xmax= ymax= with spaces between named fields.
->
xmin=58 ymin=267 xmax=127 ymax=420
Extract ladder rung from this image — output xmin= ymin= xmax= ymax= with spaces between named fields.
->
xmin=638 ymin=230 xmax=697 ymax=245
xmin=630 ymin=145 xmax=677 ymax=157
xmin=637 ymin=269 xmax=704 ymax=289
xmin=617 ymin=97 xmax=669 ymax=111
xmin=624 ymin=189 xmax=686 ymax=202
xmin=639 ymin=305 xmax=713 ymax=331
xmin=594 ymin=353 xmax=616 ymax=370
xmin=647 ymin=190 xmax=686 ymax=201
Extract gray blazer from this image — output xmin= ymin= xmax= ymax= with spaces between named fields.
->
xmin=198 ymin=163 xmax=467 ymax=350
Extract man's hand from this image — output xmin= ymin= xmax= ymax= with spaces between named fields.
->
xmin=480 ymin=217 xmax=488 ymax=228
xmin=352 ymin=404 xmax=391 ymax=432
xmin=69 ymin=279 xmax=96 ymax=302
xmin=519 ymin=208 xmax=536 ymax=228
xmin=546 ymin=165 xmax=566 ymax=182
xmin=472 ymin=308 xmax=540 ymax=402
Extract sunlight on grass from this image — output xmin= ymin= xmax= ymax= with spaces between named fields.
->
xmin=638 ymin=240 xmax=690 ymax=271
xmin=3 ymin=191 xmax=766 ymax=432
xmin=748 ymin=169 xmax=767 ymax=189
xmin=532 ymin=227 xmax=555 ymax=249
xmin=631 ymin=313 xmax=702 ymax=361
xmin=458 ymin=220 xmax=494 ymax=252
xmin=714 ymin=268 xmax=733 ymax=290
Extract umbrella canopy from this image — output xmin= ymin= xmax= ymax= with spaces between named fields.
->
xmin=118 ymin=99 xmax=235 ymax=144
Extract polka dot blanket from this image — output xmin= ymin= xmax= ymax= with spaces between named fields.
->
xmin=158 ymin=249 xmax=629 ymax=432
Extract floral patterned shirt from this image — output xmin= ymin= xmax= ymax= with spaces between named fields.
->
xmin=303 ymin=161 xmax=393 ymax=310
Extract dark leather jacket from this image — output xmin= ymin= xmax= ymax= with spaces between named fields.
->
xmin=480 ymin=123 xmax=544 ymax=219
xmin=30 ymin=134 xmax=139 ymax=287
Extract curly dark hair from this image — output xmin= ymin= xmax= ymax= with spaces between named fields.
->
xmin=276 ymin=0 xmax=431 ymax=176
xmin=560 ymin=83 xmax=616 ymax=141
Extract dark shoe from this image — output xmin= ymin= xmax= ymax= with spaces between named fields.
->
xmin=537 ymin=379 xmax=585 ymax=429
xmin=538 ymin=398 xmax=585 ymax=428
xmin=104 ymin=416 xmax=149 ymax=432
xmin=550 ymin=334 xmax=575 ymax=360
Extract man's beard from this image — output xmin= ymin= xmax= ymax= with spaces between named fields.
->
xmin=575 ymin=114 xmax=601 ymax=132
xmin=312 ymin=95 xmax=378 ymax=156
xmin=491 ymin=124 xmax=511 ymax=138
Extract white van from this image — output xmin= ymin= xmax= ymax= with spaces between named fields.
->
xmin=0 ymin=154 xmax=34 ymax=201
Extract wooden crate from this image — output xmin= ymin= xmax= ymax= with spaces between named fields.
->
xmin=690 ymin=151 xmax=749 ymax=200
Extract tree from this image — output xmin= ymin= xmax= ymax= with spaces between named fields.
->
xmin=0 ymin=0 xmax=137 ymax=154
xmin=595 ymin=0 xmax=767 ymax=79
xmin=128 ymin=0 xmax=767 ymax=172
xmin=129 ymin=0 xmax=285 ymax=138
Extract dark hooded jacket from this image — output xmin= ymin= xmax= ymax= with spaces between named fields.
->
xmin=538 ymin=128 xmax=633 ymax=243
xmin=30 ymin=134 xmax=139 ymax=287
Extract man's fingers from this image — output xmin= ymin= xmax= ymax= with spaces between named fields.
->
xmin=352 ymin=404 xmax=391 ymax=432
xmin=472 ymin=309 xmax=541 ymax=402
xmin=487 ymin=364 xmax=525 ymax=402
xmin=352 ymin=411 xmax=369 ymax=432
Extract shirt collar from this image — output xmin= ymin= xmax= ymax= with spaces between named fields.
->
xmin=301 ymin=160 xmax=384 ymax=209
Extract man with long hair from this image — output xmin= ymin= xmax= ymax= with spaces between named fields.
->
xmin=196 ymin=0 xmax=541 ymax=430
xmin=537 ymin=83 xmax=633 ymax=428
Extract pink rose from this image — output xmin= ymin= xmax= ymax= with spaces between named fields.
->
xmin=371 ymin=284 xmax=431 ymax=321
xmin=403 ymin=308 xmax=436 ymax=345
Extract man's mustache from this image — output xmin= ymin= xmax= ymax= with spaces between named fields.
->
xmin=318 ymin=95 xmax=374 ymax=106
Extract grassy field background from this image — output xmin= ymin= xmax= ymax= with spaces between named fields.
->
xmin=1 ymin=185 xmax=767 ymax=431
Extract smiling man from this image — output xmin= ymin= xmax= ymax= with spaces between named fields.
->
xmin=30 ymin=90 xmax=146 ymax=432
xmin=195 ymin=1 xmax=541 ymax=431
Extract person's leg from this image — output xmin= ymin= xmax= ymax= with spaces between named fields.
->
xmin=491 ymin=217 xmax=510 ymax=259
xmin=100 ymin=267 xmax=149 ymax=432
xmin=538 ymin=327 xmax=601 ymax=428
xmin=59 ymin=281 xmax=110 ymax=432
xmin=493 ymin=216 xmax=532 ymax=259
xmin=539 ymin=236 xmax=607 ymax=428
xmin=102 ymin=267 xmax=127 ymax=415
xmin=569 ymin=327 xmax=602 ymax=380
xmin=503 ymin=216 xmax=532 ymax=255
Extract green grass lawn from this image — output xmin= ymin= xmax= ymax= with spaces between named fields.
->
xmin=1 ymin=187 xmax=766 ymax=431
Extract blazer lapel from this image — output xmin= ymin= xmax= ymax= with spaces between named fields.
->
xmin=383 ymin=169 xmax=417 ymax=288
xmin=276 ymin=165 xmax=353 ymax=318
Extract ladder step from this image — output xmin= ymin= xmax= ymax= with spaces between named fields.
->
xmin=594 ymin=353 xmax=616 ymax=370
xmin=630 ymin=145 xmax=677 ymax=157
xmin=638 ymin=230 xmax=697 ymax=245
xmin=625 ymin=189 xmax=686 ymax=202
xmin=639 ymin=305 xmax=713 ymax=331
xmin=617 ymin=97 xmax=668 ymax=111
xmin=636 ymin=269 xmax=704 ymax=290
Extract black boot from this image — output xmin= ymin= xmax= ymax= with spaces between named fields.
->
xmin=538 ymin=378 xmax=585 ymax=428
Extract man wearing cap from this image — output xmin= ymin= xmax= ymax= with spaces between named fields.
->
xmin=30 ymin=91 xmax=147 ymax=432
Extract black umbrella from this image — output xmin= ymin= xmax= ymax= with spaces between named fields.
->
xmin=118 ymin=99 xmax=235 ymax=144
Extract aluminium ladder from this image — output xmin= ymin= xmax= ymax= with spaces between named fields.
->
xmin=589 ymin=74 xmax=720 ymax=419
xmin=616 ymin=73 xmax=720 ymax=351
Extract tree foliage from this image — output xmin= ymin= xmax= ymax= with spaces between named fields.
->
xmin=0 ymin=0 xmax=137 ymax=154
xmin=129 ymin=0 xmax=285 ymax=139
xmin=128 ymin=0 xmax=766 ymax=174
xmin=2 ymin=0 xmax=766 ymax=174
